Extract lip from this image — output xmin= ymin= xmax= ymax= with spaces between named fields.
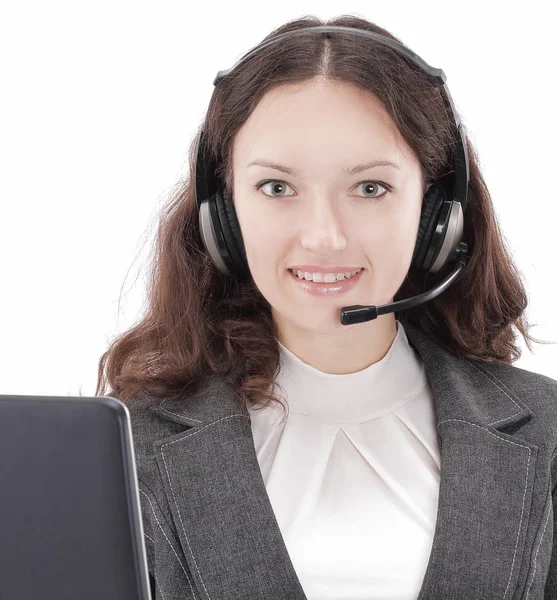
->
xmin=287 ymin=268 xmax=364 ymax=296
xmin=288 ymin=265 xmax=361 ymax=274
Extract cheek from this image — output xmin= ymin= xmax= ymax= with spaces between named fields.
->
xmin=240 ymin=217 xmax=281 ymax=253
xmin=361 ymin=217 xmax=417 ymax=267
xmin=235 ymin=202 xmax=261 ymax=243
xmin=236 ymin=209 xmax=288 ymax=272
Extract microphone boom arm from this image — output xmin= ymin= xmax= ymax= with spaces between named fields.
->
xmin=340 ymin=242 xmax=469 ymax=325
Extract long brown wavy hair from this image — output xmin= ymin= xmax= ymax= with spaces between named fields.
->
xmin=95 ymin=14 xmax=551 ymax=415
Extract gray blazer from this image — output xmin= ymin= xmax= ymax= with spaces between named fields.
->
xmin=117 ymin=322 xmax=557 ymax=599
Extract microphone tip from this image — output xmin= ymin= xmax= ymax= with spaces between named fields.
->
xmin=340 ymin=305 xmax=379 ymax=325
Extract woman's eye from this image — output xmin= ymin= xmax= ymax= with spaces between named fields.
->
xmin=353 ymin=181 xmax=391 ymax=199
xmin=255 ymin=180 xmax=295 ymax=197
xmin=254 ymin=179 xmax=392 ymax=199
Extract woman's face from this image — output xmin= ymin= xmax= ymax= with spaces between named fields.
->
xmin=231 ymin=77 xmax=425 ymax=337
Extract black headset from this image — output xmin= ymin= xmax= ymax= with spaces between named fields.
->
xmin=194 ymin=25 xmax=470 ymax=325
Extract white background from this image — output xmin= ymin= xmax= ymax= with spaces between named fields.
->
xmin=1 ymin=0 xmax=556 ymax=397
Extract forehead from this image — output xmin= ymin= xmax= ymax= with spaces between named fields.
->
xmin=232 ymin=78 xmax=417 ymax=167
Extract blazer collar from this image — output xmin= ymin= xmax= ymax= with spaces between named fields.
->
xmin=148 ymin=322 xmax=540 ymax=600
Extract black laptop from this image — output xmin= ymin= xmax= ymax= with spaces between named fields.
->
xmin=0 ymin=394 xmax=152 ymax=600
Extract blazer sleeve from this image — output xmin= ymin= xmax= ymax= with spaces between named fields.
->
xmin=137 ymin=478 xmax=200 ymax=600
xmin=137 ymin=480 xmax=158 ymax=599
xmin=149 ymin=572 xmax=157 ymax=599
xmin=545 ymin=455 xmax=557 ymax=599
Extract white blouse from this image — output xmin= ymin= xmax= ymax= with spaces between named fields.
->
xmin=247 ymin=320 xmax=441 ymax=600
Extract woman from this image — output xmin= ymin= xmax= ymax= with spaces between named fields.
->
xmin=97 ymin=15 xmax=557 ymax=600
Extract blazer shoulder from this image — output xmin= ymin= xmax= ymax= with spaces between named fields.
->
xmin=473 ymin=359 xmax=557 ymax=407
xmin=107 ymin=391 xmax=188 ymax=487
xmin=472 ymin=360 xmax=557 ymax=454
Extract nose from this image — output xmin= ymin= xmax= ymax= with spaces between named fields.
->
xmin=299 ymin=201 xmax=347 ymax=255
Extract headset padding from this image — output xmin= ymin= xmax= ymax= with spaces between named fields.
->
xmin=411 ymin=182 xmax=446 ymax=272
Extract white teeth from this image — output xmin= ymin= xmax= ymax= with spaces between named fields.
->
xmin=289 ymin=268 xmax=362 ymax=282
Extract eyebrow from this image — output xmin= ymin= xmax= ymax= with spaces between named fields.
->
xmin=247 ymin=159 xmax=401 ymax=175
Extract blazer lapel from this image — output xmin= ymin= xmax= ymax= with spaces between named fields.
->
xmin=148 ymin=322 xmax=541 ymax=600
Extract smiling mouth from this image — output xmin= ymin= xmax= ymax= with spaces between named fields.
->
xmin=287 ymin=268 xmax=363 ymax=283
